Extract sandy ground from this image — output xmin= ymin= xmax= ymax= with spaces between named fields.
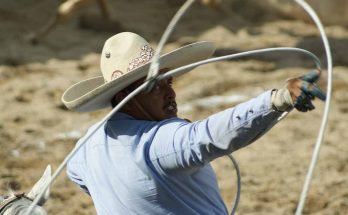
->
xmin=0 ymin=0 xmax=348 ymax=214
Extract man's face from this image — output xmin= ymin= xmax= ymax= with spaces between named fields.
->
xmin=132 ymin=77 xmax=177 ymax=121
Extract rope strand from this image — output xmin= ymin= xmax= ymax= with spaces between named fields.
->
xmin=25 ymin=1 xmax=332 ymax=214
xmin=293 ymin=0 xmax=333 ymax=214
xmin=146 ymin=0 xmax=195 ymax=92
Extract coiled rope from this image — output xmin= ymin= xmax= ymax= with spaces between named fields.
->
xmin=26 ymin=0 xmax=332 ymax=214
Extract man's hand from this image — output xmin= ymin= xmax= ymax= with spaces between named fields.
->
xmin=287 ymin=70 xmax=326 ymax=112
xmin=272 ymin=70 xmax=326 ymax=112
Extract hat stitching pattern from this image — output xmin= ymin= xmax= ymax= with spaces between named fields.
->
xmin=127 ymin=45 xmax=154 ymax=72
xmin=110 ymin=70 xmax=124 ymax=81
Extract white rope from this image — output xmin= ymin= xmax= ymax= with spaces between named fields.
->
xmin=25 ymin=47 xmax=323 ymax=215
xmin=227 ymin=155 xmax=241 ymax=215
xmin=26 ymin=1 xmax=332 ymax=214
xmin=24 ymin=47 xmax=322 ymax=215
xmin=293 ymin=0 xmax=333 ymax=214
xmin=159 ymin=47 xmax=322 ymax=80
xmin=145 ymin=0 xmax=195 ymax=91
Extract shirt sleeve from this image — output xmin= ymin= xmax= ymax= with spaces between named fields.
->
xmin=66 ymin=136 xmax=92 ymax=196
xmin=67 ymin=161 xmax=91 ymax=195
xmin=148 ymin=90 xmax=285 ymax=173
xmin=67 ymin=168 xmax=90 ymax=195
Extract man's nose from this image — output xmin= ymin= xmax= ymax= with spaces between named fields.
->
xmin=166 ymin=85 xmax=176 ymax=100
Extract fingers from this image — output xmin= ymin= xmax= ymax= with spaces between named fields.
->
xmin=304 ymin=95 xmax=315 ymax=111
xmin=293 ymin=79 xmax=325 ymax=112
xmin=294 ymin=92 xmax=315 ymax=112
xmin=302 ymin=70 xmax=321 ymax=83
xmin=308 ymin=84 xmax=326 ymax=101
xmin=300 ymin=81 xmax=326 ymax=101
xmin=286 ymin=70 xmax=326 ymax=112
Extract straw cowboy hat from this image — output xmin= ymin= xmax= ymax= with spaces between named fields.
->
xmin=62 ymin=32 xmax=215 ymax=112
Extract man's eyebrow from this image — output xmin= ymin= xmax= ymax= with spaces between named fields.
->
xmin=159 ymin=68 xmax=170 ymax=74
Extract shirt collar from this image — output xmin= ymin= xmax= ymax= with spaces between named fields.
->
xmin=110 ymin=112 xmax=135 ymax=121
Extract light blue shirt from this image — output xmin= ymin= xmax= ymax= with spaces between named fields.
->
xmin=67 ymin=90 xmax=283 ymax=215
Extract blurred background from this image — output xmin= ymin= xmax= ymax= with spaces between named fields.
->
xmin=0 ymin=0 xmax=347 ymax=214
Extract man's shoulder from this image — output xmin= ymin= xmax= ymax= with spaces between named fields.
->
xmin=159 ymin=117 xmax=190 ymax=126
xmin=153 ymin=117 xmax=191 ymax=134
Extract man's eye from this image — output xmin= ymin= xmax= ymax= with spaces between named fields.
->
xmin=154 ymin=84 xmax=161 ymax=91
xmin=167 ymin=79 xmax=173 ymax=86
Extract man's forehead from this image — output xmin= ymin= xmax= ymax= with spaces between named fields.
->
xmin=131 ymin=68 xmax=172 ymax=86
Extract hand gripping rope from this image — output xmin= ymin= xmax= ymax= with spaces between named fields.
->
xmin=26 ymin=0 xmax=332 ymax=214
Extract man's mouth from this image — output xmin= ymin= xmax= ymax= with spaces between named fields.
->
xmin=165 ymin=101 xmax=177 ymax=113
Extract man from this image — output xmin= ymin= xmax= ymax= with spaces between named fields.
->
xmin=62 ymin=32 xmax=325 ymax=214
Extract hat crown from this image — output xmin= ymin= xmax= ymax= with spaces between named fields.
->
xmin=62 ymin=31 xmax=215 ymax=112
xmin=100 ymin=32 xmax=154 ymax=83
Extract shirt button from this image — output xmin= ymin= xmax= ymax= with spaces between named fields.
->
xmin=236 ymin=116 xmax=241 ymax=120
xmin=249 ymin=109 xmax=254 ymax=114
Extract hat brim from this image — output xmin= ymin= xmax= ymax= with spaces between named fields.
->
xmin=62 ymin=41 xmax=215 ymax=112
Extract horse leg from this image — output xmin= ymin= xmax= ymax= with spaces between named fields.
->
xmin=96 ymin=0 xmax=111 ymax=19
xmin=26 ymin=0 xmax=93 ymax=44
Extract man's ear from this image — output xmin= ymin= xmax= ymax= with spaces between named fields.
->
xmin=113 ymin=91 xmax=133 ymax=110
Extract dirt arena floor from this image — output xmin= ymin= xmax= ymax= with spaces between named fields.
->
xmin=0 ymin=0 xmax=347 ymax=214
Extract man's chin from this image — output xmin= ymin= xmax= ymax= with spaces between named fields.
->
xmin=164 ymin=111 xmax=177 ymax=119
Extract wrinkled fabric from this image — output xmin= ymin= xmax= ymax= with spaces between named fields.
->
xmin=67 ymin=90 xmax=284 ymax=215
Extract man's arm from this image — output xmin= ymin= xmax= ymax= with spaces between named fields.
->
xmin=67 ymin=161 xmax=91 ymax=195
xmin=149 ymin=90 xmax=283 ymax=173
xmin=148 ymin=70 xmax=325 ymax=173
